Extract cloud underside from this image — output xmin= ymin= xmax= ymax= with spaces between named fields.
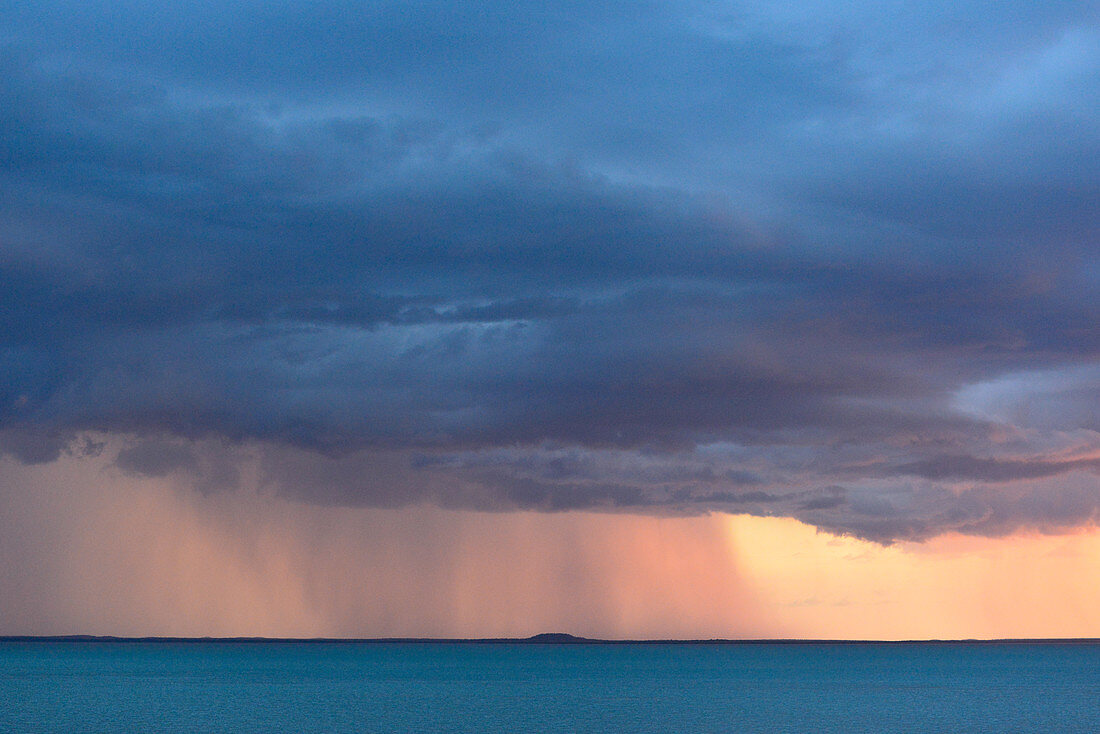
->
xmin=0 ymin=0 xmax=1098 ymax=542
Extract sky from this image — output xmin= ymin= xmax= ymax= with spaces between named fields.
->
xmin=0 ymin=0 xmax=1098 ymax=638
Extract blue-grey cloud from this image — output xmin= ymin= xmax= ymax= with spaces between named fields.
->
xmin=0 ymin=0 xmax=1097 ymax=541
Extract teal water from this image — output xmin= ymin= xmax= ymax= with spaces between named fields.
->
xmin=2 ymin=641 xmax=1099 ymax=732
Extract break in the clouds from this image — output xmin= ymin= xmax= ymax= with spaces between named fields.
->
xmin=0 ymin=0 xmax=1097 ymax=541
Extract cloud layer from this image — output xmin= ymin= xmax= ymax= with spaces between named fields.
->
xmin=1 ymin=0 xmax=1098 ymax=541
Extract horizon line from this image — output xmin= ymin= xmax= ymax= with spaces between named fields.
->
xmin=5 ymin=633 xmax=1100 ymax=645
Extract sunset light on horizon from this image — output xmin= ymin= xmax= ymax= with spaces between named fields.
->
xmin=4 ymin=447 xmax=1100 ymax=640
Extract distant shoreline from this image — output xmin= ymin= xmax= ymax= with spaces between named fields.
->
xmin=3 ymin=634 xmax=1100 ymax=645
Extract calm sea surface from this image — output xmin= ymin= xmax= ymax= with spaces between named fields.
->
xmin=2 ymin=640 xmax=1099 ymax=732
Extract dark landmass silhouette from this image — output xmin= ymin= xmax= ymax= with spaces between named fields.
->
xmin=3 ymin=634 xmax=1100 ymax=645
xmin=524 ymin=633 xmax=589 ymax=643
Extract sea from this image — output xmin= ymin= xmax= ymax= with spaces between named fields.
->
xmin=2 ymin=639 xmax=1099 ymax=732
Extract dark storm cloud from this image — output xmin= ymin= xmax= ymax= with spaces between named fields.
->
xmin=115 ymin=440 xmax=200 ymax=477
xmin=801 ymin=474 xmax=1100 ymax=544
xmin=0 ymin=0 xmax=1097 ymax=540
xmin=897 ymin=454 xmax=1100 ymax=483
xmin=113 ymin=437 xmax=240 ymax=494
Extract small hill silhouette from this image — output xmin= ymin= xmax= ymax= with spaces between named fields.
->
xmin=525 ymin=633 xmax=589 ymax=644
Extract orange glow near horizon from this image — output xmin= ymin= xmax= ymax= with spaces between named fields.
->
xmin=2 ymin=454 xmax=1100 ymax=640
xmin=725 ymin=515 xmax=1100 ymax=639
